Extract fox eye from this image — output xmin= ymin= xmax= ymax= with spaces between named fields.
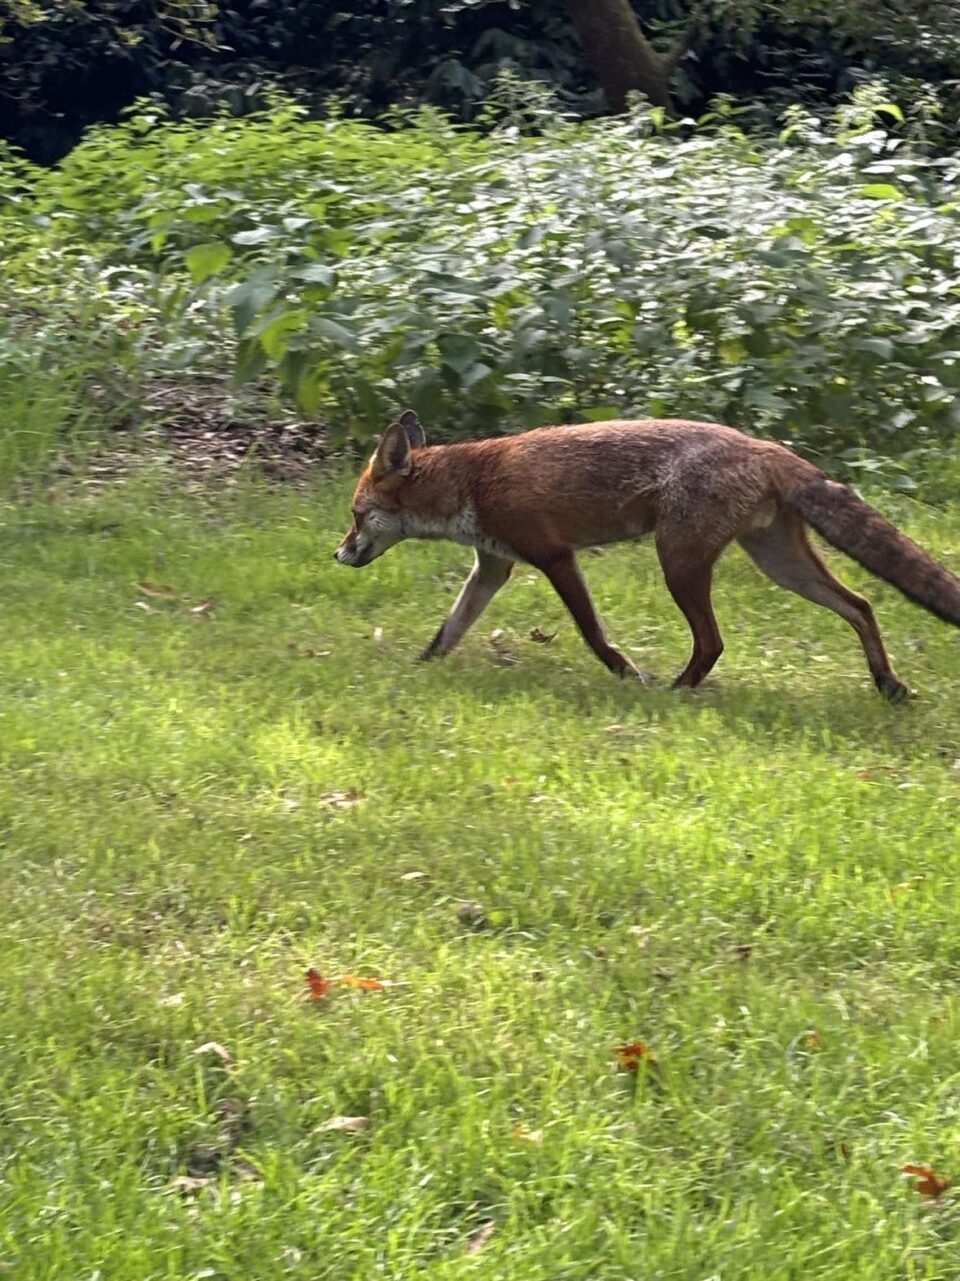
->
xmin=352 ymin=509 xmax=364 ymax=530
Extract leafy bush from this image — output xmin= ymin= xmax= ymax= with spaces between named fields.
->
xmin=3 ymin=89 xmax=960 ymax=479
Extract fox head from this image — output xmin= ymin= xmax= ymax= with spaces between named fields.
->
xmin=333 ymin=409 xmax=427 ymax=568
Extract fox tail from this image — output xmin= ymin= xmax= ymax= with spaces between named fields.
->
xmin=782 ymin=470 xmax=960 ymax=626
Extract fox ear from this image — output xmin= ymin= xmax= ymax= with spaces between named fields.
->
xmin=371 ymin=421 xmax=411 ymax=480
xmin=398 ymin=408 xmax=426 ymax=449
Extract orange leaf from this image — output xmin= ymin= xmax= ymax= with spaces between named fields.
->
xmin=614 ymin=1039 xmax=659 ymax=1071
xmin=902 ymin=1164 xmax=950 ymax=1198
xmin=529 ymin=627 xmax=557 ymax=644
xmin=305 ymin=968 xmax=332 ymax=1000
xmin=337 ymin=975 xmax=385 ymax=991
xmin=135 ymin=580 xmax=177 ymax=598
xmin=512 ymin=1122 xmax=544 ymax=1143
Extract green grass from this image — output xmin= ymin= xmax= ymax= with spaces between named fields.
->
xmin=2 ymin=468 xmax=960 ymax=1279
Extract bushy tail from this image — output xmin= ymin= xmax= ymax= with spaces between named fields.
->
xmin=787 ymin=473 xmax=960 ymax=626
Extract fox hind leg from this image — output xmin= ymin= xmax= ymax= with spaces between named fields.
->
xmin=420 ymin=550 xmax=513 ymax=661
xmin=737 ymin=509 xmax=908 ymax=701
xmin=656 ymin=547 xmax=725 ymax=688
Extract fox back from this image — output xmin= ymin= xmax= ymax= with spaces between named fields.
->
xmin=334 ymin=410 xmax=960 ymax=700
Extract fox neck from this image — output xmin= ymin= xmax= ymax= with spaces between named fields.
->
xmin=398 ymin=447 xmax=514 ymax=560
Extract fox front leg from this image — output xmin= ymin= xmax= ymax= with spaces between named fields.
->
xmin=537 ymin=550 xmax=640 ymax=678
xmin=420 ymin=550 xmax=514 ymax=661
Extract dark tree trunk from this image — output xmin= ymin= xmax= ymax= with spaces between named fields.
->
xmin=566 ymin=0 xmax=700 ymax=115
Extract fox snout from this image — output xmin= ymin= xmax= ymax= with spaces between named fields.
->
xmin=333 ymin=530 xmax=371 ymax=567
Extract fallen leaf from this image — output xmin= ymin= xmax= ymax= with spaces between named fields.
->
xmin=134 ymin=600 xmax=154 ymax=613
xmin=189 ymin=597 xmax=216 ymax=615
xmin=169 ymin=1175 xmax=212 ymax=1195
xmin=902 ymin=1164 xmax=950 ymax=1198
xmin=336 ymin=975 xmax=385 ymax=991
xmin=886 ymin=877 xmax=923 ymax=903
xmin=400 ymin=870 xmax=427 ymax=881
xmin=488 ymin=628 xmax=518 ymax=666
xmin=614 ymin=1039 xmax=659 ymax=1071
xmin=316 ymin=1115 xmax=371 ymax=1133
xmin=194 ymin=1041 xmax=232 ymax=1066
xmin=321 ymin=789 xmax=364 ymax=810
xmin=135 ymin=580 xmax=177 ymax=598
xmin=529 ymin=627 xmax=557 ymax=644
xmin=466 ymin=1220 xmax=496 ymax=1255
xmin=289 ymin=643 xmax=332 ymax=658
xmin=305 ymin=968 xmax=332 ymax=1000
xmin=854 ymin=764 xmax=902 ymax=780
xmin=373 ymin=626 xmax=383 ymax=641
xmin=456 ymin=900 xmax=487 ymax=929
xmin=512 ymin=1122 xmax=544 ymax=1143
xmin=733 ymin=943 xmax=753 ymax=961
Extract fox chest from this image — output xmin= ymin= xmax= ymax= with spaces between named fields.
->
xmin=404 ymin=506 xmax=518 ymax=562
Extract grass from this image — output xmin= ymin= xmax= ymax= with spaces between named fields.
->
xmin=2 ymin=465 xmax=960 ymax=1279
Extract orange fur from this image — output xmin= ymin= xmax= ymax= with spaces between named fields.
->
xmin=334 ymin=413 xmax=960 ymax=698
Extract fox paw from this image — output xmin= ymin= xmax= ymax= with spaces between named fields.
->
xmin=875 ymin=672 xmax=912 ymax=703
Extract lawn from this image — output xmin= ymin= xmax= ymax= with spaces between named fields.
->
xmin=2 ymin=467 xmax=959 ymax=1279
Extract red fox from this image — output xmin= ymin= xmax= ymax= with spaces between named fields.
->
xmin=334 ymin=410 xmax=960 ymax=699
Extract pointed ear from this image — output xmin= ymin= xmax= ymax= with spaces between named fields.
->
xmin=398 ymin=408 xmax=426 ymax=449
xmin=371 ymin=421 xmax=411 ymax=481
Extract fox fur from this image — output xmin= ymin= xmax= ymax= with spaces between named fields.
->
xmin=334 ymin=410 xmax=960 ymax=699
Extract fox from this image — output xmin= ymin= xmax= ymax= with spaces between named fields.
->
xmin=333 ymin=409 xmax=960 ymax=700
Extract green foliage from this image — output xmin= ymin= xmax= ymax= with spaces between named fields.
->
xmin=3 ymin=90 xmax=960 ymax=474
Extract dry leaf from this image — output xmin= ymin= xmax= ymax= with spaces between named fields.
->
xmin=854 ymin=764 xmax=902 ymax=780
xmin=317 ymin=1115 xmax=371 ymax=1133
xmin=194 ymin=1041 xmax=232 ymax=1066
xmin=902 ymin=1164 xmax=950 ymax=1198
xmin=614 ymin=1039 xmax=659 ymax=1071
xmin=321 ymin=789 xmax=364 ymax=810
xmin=512 ymin=1122 xmax=544 ymax=1143
xmin=134 ymin=600 xmax=154 ymax=613
xmin=135 ymin=580 xmax=177 ymax=598
xmin=488 ymin=628 xmax=518 ymax=666
xmin=305 ymin=968 xmax=332 ymax=1000
xmin=456 ymin=900 xmax=487 ymax=929
xmin=529 ymin=627 xmax=557 ymax=644
xmin=373 ymin=626 xmax=383 ymax=641
xmin=466 ymin=1220 xmax=496 ymax=1255
xmin=400 ymin=870 xmax=427 ymax=881
xmin=337 ymin=975 xmax=385 ymax=991
xmin=189 ymin=597 xmax=216 ymax=615
xmin=289 ymin=642 xmax=331 ymax=659
xmin=169 ymin=1175 xmax=212 ymax=1195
